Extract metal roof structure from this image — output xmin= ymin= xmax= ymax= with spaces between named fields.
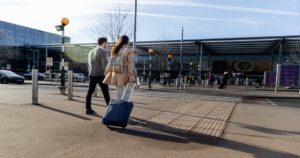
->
xmin=135 ymin=35 xmax=300 ymax=55
xmin=32 ymin=35 xmax=300 ymax=56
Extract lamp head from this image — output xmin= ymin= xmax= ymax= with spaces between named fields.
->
xmin=61 ymin=18 xmax=69 ymax=26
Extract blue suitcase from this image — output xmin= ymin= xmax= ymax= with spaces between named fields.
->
xmin=102 ymin=84 xmax=135 ymax=128
xmin=102 ymin=100 xmax=133 ymax=128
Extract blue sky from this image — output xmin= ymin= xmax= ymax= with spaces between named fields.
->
xmin=0 ymin=0 xmax=300 ymax=43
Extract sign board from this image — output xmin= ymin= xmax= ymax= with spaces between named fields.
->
xmin=280 ymin=65 xmax=300 ymax=87
xmin=46 ymin=57 xmax=53 ymax=66
xmin=60 ymin=62 xmax=69 ymax=70
xmin=6 ymin=64 xmax=11 ymax=70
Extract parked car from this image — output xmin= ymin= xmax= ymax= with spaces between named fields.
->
xmin=23 ymin=71 xmax=46 ymax=80
xmin=73 ymin=73 xmax=87 ymax=82
xmin=0 ymin=70 xmax=25 ymax=84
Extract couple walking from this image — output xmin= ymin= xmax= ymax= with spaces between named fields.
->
xmin=85 ymin=35 xmax=135 ymax=115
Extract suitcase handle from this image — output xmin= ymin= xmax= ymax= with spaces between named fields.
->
xmin=121 ymin=83 xmax=135 ymax=102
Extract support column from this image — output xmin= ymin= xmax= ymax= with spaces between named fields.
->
xmin=271 ymin=51 xmax=274 ymax=71
xmin=199 ymin=43 xmax=203 ymax=72
xmin=208 ymin=53 xmax=211 ymax=71
xmin=278 ymin=42 xmax=283 ymax=65
xmin=197 ymin=45 xmax=200 ymax=76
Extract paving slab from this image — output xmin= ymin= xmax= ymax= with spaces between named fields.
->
xmin=1 ymin=84 xmax=300 ymax=158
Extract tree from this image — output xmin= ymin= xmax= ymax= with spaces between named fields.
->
xmin=91 ymin=4 xmax=133 ymax=43
xmin=154 ymin=36 xmax=172 ymax=74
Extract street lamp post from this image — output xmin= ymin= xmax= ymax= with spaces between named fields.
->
xmin=55 ymin=18 xmax=69 ymax=95
xmin=143 ymin=57 xmax=146 ymax=83
xmin=189 ymin=62 xmax=193 ymax=86
xmin=148 ymin=48 xmax=154 ymax=89
xmin=177 ymin=27 xmax=184 ymax=90
xmin=167 ymin=53 xmax=173 ymax=87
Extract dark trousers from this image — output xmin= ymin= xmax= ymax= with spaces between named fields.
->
xmin=209 ymin=81 xmax=214 ymax=88
xmin=86 ymin=76 xmax=110 ymax=110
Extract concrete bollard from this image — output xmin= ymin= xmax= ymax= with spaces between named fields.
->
xmin=93 ymin=87 xmax=98 ymax=97
xmin=32 ymin=69 xmax=38 ymax=105
xmin=68 ymin=71 xmax=73 ymax=100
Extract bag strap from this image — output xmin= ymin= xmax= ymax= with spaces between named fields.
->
xmin=121 ymin=47 xmax=129 ymax=65
xmin=120 ymin=47 xmax=128 ymax=56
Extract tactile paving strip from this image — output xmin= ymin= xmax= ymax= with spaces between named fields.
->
xmin=143 ymin=101 xmax=235 ymax=137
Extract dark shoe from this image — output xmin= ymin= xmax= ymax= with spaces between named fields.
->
xmin=86 ymin=109 xmax=96 ymax=115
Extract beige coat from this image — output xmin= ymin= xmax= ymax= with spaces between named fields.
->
xmin=103 ymin=47 xmax=136 ymax=87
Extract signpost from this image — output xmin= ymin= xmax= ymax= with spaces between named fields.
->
xmin=6 ymin=64 xmax=11 ymax=70
xmin=46 ymin=57 xmax=53 ymax=66
xmin=60 ymin=62 xmax=69 ymax=71
xmin=46 ymin=57 xmax=53 ymax=73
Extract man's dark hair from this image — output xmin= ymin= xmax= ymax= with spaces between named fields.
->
xmin=98 ymin=37 xmax=107 ymax=45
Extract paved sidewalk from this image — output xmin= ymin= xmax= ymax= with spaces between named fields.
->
xmin=0 ymin=84 xmax=299 ymax=158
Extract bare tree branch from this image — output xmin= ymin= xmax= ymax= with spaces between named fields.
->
xmin=90 ymin=3 xmax=133 ymax=43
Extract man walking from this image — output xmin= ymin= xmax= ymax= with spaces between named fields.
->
xmin=86 ymin=37 xmax=110 ymax=115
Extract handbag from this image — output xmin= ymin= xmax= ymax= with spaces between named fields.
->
xmin=106 ymin=48 xmax=127 ymax=73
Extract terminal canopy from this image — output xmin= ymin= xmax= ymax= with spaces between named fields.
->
xmin=134 ymin=35 xmax=300 ymax=55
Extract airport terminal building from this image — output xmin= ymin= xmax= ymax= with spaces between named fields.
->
xmin=0 ymin=21 xmax=299 ymax=79
xmin=30 ymin=35 xmax=296 ymax=78
xmin=0 ymin=20 xmax=70 ymax=71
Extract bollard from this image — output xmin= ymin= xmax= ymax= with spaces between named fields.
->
xmin=32 ymin=69 xmax=38 ymax=105
xmin=68 ymin=71 xmax=73 ymax=100
xmin=93 ymin=87 xmax=98 ymax=97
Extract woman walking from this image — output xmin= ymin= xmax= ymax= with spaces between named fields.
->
xmin=103 ymin=35 xmax=136 ymax=101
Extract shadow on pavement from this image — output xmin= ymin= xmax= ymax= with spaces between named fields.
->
xmin=35 ymin=104 xmax=93 ymax=121
xmin=72 ymin=99 xmax=107 ymax=107
xmin=236 ymin=123 xmax=300 ymax=136
xmin=110 ymin=117 xmax=300 ymax=158
xmin=109 ymin=127 xmax=190 ymax=144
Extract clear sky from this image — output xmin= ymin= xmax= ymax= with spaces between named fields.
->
xmin=0 ymin=0 xmax=300 ymax=43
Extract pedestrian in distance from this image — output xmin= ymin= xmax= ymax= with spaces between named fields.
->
xmin=85 ymin=37 xmax=111 ymax=115
xmin=223 ymin=72 xmax=230 ymax=89
xmin=103 ymin=35 xmax=136 ymax=101
xmin=208 ymin=72 xmax=215 ymax=88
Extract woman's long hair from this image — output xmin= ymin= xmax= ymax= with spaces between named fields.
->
xmin=111 ymin=35 xmax=129 ymax=55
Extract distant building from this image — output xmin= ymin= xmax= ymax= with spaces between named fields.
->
xmin=0 ymin=20 xmax=70 ymax=72
xmin=0 ymin=20 xmax=70 ymax=46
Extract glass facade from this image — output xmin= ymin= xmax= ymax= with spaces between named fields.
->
xmin=0 ymin=20 xmax=70 ymax=46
